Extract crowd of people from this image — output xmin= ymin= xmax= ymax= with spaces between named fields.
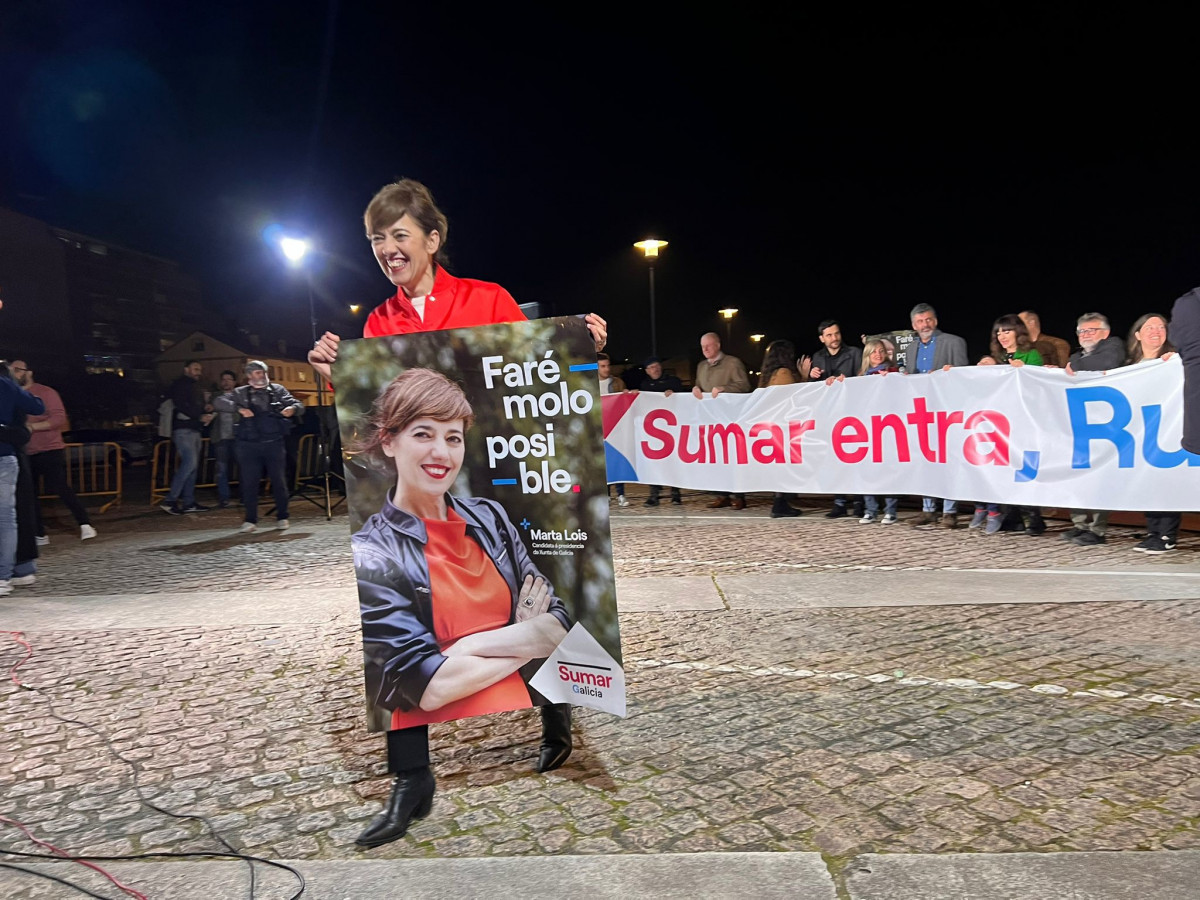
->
xmin=1 ymin=359 xmax=97 ymax=595
xmin=609 ymin=303 xmax=1192 ymax=554
xmin=158 ymin=358 xmax=304 ymax=533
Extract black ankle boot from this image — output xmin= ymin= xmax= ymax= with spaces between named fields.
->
xmin=538 ymin=703 xmax=573 ymax=772
xmin=770 ymin=495 xmax=800 ymax=518
xmin=354 ymin=766 xmax=436 ymax=848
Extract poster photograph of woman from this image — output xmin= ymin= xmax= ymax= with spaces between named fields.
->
xmin=332 ymin=316 xmax=623 ymax=734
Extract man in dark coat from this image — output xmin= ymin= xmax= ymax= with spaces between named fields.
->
xmin=1170 ymin=288 xmax=1200 ymax=454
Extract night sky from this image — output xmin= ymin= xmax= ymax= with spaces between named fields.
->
xmin=3 ymin=3 xmax=1197 ymax=367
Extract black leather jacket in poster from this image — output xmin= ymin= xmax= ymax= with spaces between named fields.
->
xmin=353 ymin=493 xmax=572 ymax=714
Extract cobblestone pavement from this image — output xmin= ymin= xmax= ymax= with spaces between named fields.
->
xmin=4 ymin=487 xmax=1200 ymax=874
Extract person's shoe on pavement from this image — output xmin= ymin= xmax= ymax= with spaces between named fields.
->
xmin=968 ymin=509 xmax=987 ymax=529
xmin=908 ymin=511 xmax=939 ymax=526
xmin=617 ymin=495 xmax=629 ymax=507
xmin=182 ymin=503 xmax=211 ymax=513
xmin=1137 ymin=535 xmax=1176 ymax=554
xmin=880 ymin=513 xmax=899 ymax=525
xmin=80 ymin=524 xmax=97 ymax=540
xmin=161 ymin=501 xmax=183 ymax=516
xmin=939 ymin=514 xmax=959 ymax=529
xmin=1061 ymin=527 xmax=1086 ymax=541
xmin=730 ymin=496 xmax=746 ymax=510
xmin=35 ymin=535 xmax=49 ymax=546
xmin=9 ymin=574 xmax=36 ymax=586
xmin=825 ymin=505 xmax=848 ymax=519
xmin=1073 ymin=531 xmax=1106 ymax=546
xmin=707 ymin=496 xmax=731 ymax=509
xmin=984 ymin=513 xmax=1002 ymax=535
xmin=239 ymin=522 xmax=257 ymax=534
xmin=644 ymin=497 xmax=659 ymax=507
xmin=276 ymin=519 xmax=290 ymax=531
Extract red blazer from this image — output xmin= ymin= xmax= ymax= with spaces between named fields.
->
xmin=364 ymin=266 xmax=526 ymax=337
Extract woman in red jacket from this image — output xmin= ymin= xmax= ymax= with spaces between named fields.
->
xmin=309 ymin=179 xmax=606 ymax=848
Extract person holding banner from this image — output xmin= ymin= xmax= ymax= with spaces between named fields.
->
xmin=757 ymin=340 xmax=802 ymax=518
xmin=1125 ymin=313 xmax=1181 ymax=554
xmin=970 ymin=316 xmax=1045 ymax=535
xmin=854 ymin=339 xmax=901 ymax=525
xmin=307 ymin=179 xmax=606 ymax=849
xmin=1062 ymin=313 xmax=1125 ymax=546
xmin=898 ymin=304 xmax=968 ymax=528
xmin=1170 ymin=288 xmax=1200 ymax=455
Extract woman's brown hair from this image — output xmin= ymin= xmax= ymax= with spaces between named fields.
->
xmin=356 ymin=368 xmax=473 ymax=458
xmin=363 ymin=179 xmax=450 ymax=267
xmin=1126 ymin=313 xmax=1175 ymax=364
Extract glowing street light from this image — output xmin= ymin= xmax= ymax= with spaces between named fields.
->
xmin=279 ymin=236 xmax=310 ymax=264
xmin=718 ymin=308 xmax=739 ymax=343
xmin=750 ymin=333 xmax=765 ymax=343
xmin=634 ymin=238 xmax=668 ymax=357
xmin=349 ymin=304 xmax=361 ymax=314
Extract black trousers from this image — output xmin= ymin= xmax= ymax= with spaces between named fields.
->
xmin=236 ymin=439 xmax=289 ymax=523
xmin=30 ymin=449 xmax=91 ymax=533
xmin=384 ymin=703 xmax=571 ymax=773
xmin=1146 ymin=511 xmax=1181 ymax=540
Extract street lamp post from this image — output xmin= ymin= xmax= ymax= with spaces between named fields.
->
xmin=280 ymin=235 xmax=344 ymax=520
xmin=718 ymin=307 xmax=739 ymax=345
xmin=634 ymin=239 xmax=668 ymax=357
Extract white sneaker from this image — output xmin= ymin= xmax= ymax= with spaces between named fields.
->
xmin=859 ymin=513 xmax=878 ymax=524
xmin=35 ymin=535 xmax=49 ymax=547
xmin=0 ymin=582 xmax=11 ymax=596
xmin=9 ymin=575 xmax=36 ymax=586
xmin=617 ymin=495 xmax=629 ymax=508
xmin=239 ymin=522 xmax=258 ymax=534
xmin=880 ymin=514 xmax=899 ymax=525
xmin=276 ymin=519 xmax=290 ymax=531
xmin=80 ymin=524 xmax=97 ymax=541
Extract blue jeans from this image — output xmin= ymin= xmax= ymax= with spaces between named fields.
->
xmin=167 ymin=429 xmax=203 ymax=507
xmin=865 ymin=496 xmax=899 ymax=516
xmin=1 ymin=456 xmax=18 ymax=581
xmin=922 ymin=497 xmax=957 ymax=514
xmin=214 ymin=439 xmax=235 ymax=504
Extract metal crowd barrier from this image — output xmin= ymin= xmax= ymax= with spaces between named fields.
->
xmin=36 ymin=442 xmax=124 ymax=513
xmin=150 ymin=434 xmax=320 ymax=504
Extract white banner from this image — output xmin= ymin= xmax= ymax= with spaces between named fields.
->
xmin=602 ymin=359 xmax=1199 ymax=511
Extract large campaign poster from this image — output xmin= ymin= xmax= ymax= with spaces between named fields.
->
xmin=333 ymin=317 xmax=624 ymax=733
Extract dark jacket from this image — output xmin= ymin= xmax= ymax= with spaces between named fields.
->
xmin=168 ymin=374 xmax=206 ymax=432
xmin=217 ymin=383 xmax=303 ymax=442
xmin=1067 ymin=335 xmax=1125 ymax=372
xmin=0 ymin=379 xmax=45 ymax=457
xmin=1171 ymin=287 xmax=1200 ymax=454
xmin=640 ymin=373 xmax=683 ymax=393
xmin=353 ymin=493 xmax=572 ymax=714
xmin=809 ymin=345 xmax=862 ymax=379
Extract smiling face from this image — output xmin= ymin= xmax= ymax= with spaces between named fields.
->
xmin=996 ymin=326 xmax=1018 ymax=352
xmin=383 ymin=417 xmax=465 ymax=503
xmin=912 ymin=311 xmax=938 ymax=342
xmin=1136 ymin=316 xmax=1168 ymax=358
xmin=700 ymin=334 xmax=721 ymax=360
xmin=369 ymin=213 xmax=441 ymax=296
xmin=867 ymin=344 xmax=888 ymax=367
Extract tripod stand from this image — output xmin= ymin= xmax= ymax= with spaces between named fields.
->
xmin=289 ymin=281 xmax=346 ymax=520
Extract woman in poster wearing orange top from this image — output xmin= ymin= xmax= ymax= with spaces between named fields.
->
xmin=308 ymin=179 xmax=607 ymax=849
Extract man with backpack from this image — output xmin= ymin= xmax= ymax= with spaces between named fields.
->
xmin=215 ymin=360 xmax=303 ymax=533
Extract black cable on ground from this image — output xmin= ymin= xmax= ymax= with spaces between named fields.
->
xmin=0 ymin=849 xmax=306 ymax=900
xmin=2 ymin=637 xmax=305 ymax=899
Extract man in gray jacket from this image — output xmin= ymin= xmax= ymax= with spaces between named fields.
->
xmin=901 ymin=304 xmax=970 ymax=527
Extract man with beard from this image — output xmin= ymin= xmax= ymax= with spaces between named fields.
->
xmin=899 ymin=304 xmax=969 ymax=528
